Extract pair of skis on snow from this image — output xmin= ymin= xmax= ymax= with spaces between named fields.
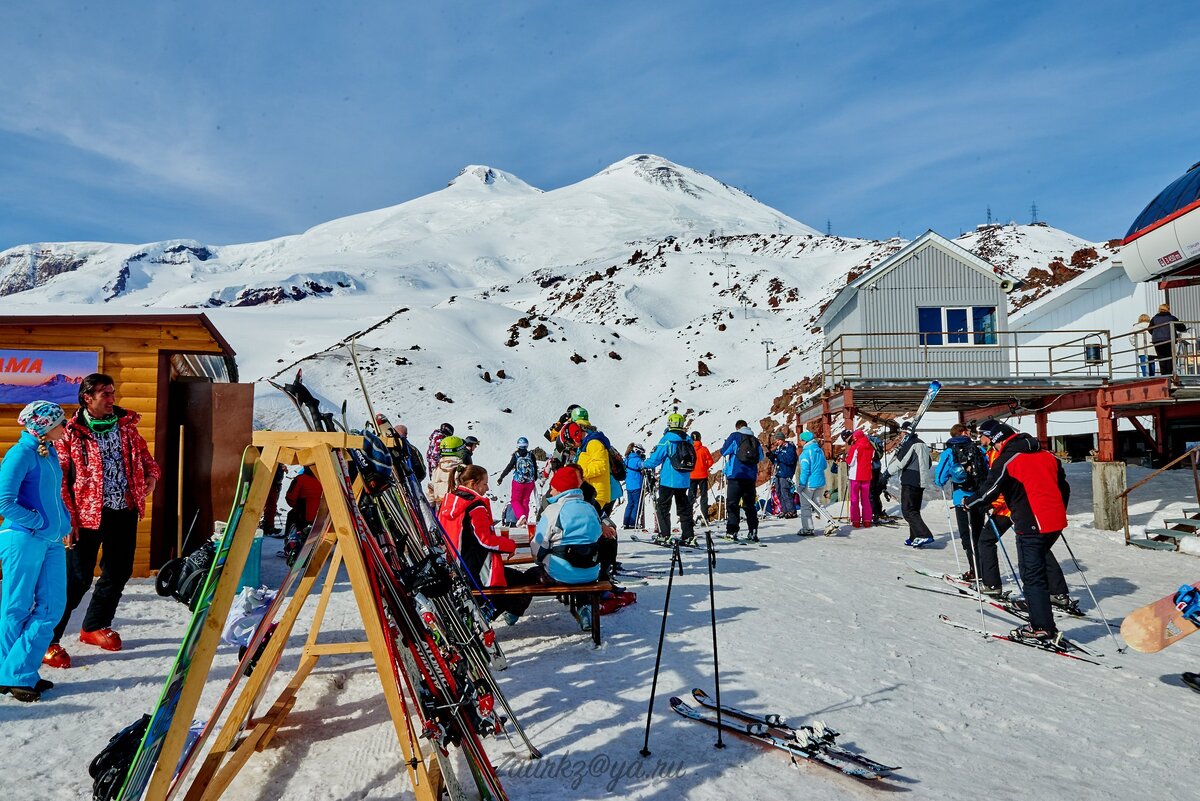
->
xmin=670 ymin=689 xmax=899 ymax=781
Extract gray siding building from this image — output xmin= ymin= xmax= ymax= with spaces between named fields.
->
xmin=818 ymin=231 xmax=1014 ymax=383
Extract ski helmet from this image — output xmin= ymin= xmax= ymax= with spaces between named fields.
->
xmin=517 ymin=436 xmax=529 ymax=448
xmin=439 ymin=422 xmax=455 ymax=436
xmin=977 ymin=419 xmax=1016 ymax=443
xmin=633 ymin=443 xmax=646 ymax=455
xmin=559 ymin=422 xmax=584 ymax=448
xmin=667 ymin=412 xmax=686 ymax=430
xmin=464 ymin=435 xmax=480 ymax=447
xmin=439 ymin=435 xmax=466 ymax=456
xmin=571 ymin=407 xmax=590 ymax=424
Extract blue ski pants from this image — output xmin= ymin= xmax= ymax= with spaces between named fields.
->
xmin=0 ymin=530 xmax=66 ymax=687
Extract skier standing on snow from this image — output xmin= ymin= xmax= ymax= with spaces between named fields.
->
xmin=462 ymin=435 xmax=480 ymax=466
xmin=50 ymin=374 xmax=160 ymax=666
xmin=934 ymin=424 xmax=1002 ymax=593
xmin=427 ymin=423 xmax=454 ymax=475
xmin=767 ymin=432 xmax=799 ymax=519
xmin=967 ymin=419 xmax=1077 ymax=641
xmin=0 ymin=402 xmax=70 ymax=702
xmin=719 ymin=419 xmax=763 ymax=542
xmin=687 ymin=432 xmax=714 ymax=524
xmin=572 ymin=408 xmax=616 ymax=515
xmin=497 ymin=437 xmax=538 ymax=525
xmin=284 ymin=467 xmax=323 ymax=531
xmin=842 ymin=429 xmax=875 ymax=528
xmin=622 ymin=443 xmax=646 ymax=529
xmin=643 ymin=413 xmax=697 ymax=546
xmin=795 ymin=431 xmax=828 ymax=536
xmin=868 ymin=431 xmax=894 ymax=523
xmin=883 ymin=423 xmax=934 ymax=547
xmin=428 ymin=435 xmax=468 ymax=508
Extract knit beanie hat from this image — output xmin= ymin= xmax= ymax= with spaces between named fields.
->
xmin=18 ymin=400 xmax=66 ymax=438
xmin=550 ymin=466 xmax=582 ymax=494
xmin=800 ymin=431 xmax=814 ymax=442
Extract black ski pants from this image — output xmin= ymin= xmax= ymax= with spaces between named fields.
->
xmin=54 ymin=507 xmax=138 ymax=642
xmin=1154 ymin=341 xmax=1175 ymax=376
xmin=870 ymin=471 xmax=886 ymax=518
xmin=955 ymin=505 xmax=1001 ymax=587
xmin=656 ymin=486 xmax=695 ymax=540
xmin=1015 ymin=531 xmax=1069 ymax=633
xmin=688 ymin=478 xmax=710 ymax=522
xmin=725 ymin=477 xmax=758 ymax=536
xmin=900 ymin=485 xmax=933 ymax=540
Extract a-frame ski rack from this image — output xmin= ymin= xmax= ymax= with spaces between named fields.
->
xmin=144 ymin=431 xmax=442 ymax=801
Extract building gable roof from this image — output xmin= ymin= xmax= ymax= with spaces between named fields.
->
xmin=0 ymin=311 xmax=236 ymax=356
xmin=816 ymin=230 xmax=1016 ymax=329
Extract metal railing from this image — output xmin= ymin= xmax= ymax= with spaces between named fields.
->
xmin=822 ymin=321 xmax=1200 ymax=386
xmin=822 ymin=328 xmax=1112 ymax=386
xmin=1116 ymin=441 xmax=1200 ymax=547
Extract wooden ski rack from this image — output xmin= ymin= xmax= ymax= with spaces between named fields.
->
xmin=145 ymin=432 xmax=443 ymax=801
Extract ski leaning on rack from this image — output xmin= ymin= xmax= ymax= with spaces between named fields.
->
xmin=102 ymin=448 xmax=257 ymax=801
xmin=937 ymin=615 xmax=1114 ymax=667
xmin=689 ymin=689 xmax=898 ymax=775
xmin=669 ymin=698 xmax=885 ymax=781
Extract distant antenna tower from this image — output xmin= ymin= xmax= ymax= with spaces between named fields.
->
xmin=1030 ymin=202 xmax=1039 ymax=225
xmin=825 ymin=219 xmax=832 ymax=236
xmin=986 ymin=206 xmax=993 ymax=226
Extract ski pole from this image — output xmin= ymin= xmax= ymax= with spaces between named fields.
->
xmin=1057 ymin=533 xmax=1126 ymax=653
xmin=703 ymin=530 xmax=725 ymax=749
xmin=942 ymin=487 xmax=985 ymax=627
xmin=940 ymin=487 xmax=963 ymax=576
xmin=641 ymin=540 xmax=684 ymax=757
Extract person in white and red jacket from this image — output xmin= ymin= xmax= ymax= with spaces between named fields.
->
xmin=438 ymin=465 xmax=533 ymax=622
xmin=967 ymin=419 xmax=1077 ymax=642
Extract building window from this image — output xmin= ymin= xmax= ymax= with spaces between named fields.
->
xmin=918 ymin=306 xmax=998 ymax=346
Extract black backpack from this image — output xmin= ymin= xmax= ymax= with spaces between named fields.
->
xmin=949 ymin=440 xmax=989 ymax=491
xmin=669 ymin=437 xmax=697 ymax=472
xmin=154 ymin=538 xmax=217 ymax=611
xmin=735 ymin=433 xmax=759 ymax=465
xmin=607 ymin=446 xmax=628 ymax=481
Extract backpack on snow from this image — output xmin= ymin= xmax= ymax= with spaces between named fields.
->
xmin=513 ymin=451 xmax=536 ymax=484
xmin=669 ymin=437 xmax=697 ymax=472
xmin=949 ymin=441 xmax=989 ymax=491
xmin=734 ymin=433 xmax=759 ymax=466
xmin=155 ymin=537 xmax=218 ymax=610
xmin=90 ymin=713 xmax=152 ymax=801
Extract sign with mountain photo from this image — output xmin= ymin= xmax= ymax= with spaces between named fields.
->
xmin=0 ymin=348 xmax=98 ymax=405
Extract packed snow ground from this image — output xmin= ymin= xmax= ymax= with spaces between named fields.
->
xmin=4 ymin=461 xmax=1200 ymax=800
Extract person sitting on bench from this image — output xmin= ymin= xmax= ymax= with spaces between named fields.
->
xmin=439 ymin=465 xmax=534 ymax=625
xmin=531 ymin=467 xmax=607 ymax=630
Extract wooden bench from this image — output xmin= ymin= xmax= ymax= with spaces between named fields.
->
xmin=474 ymin=580 xmax=614 ymax=646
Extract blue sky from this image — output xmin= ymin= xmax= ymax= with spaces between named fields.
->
xmin=1 ymin=1 xmax=1197 ymax=250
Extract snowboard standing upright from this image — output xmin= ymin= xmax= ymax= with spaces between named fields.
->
xmin=1121 ymin=580 xmax=1200 ymax=653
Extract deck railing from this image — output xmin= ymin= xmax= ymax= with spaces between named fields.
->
xmin=1115 ymin=441 xmax=1200 ymax=548
xmin=822 ymin=321 xmax=1200 ymax=387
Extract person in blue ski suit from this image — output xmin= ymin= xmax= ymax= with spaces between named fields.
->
xmin=767 ymin=433 xmax=799 ymax=517
xmin=622 ymin=443 xmax=646 ymax=529
xmin=795 ymin=432 xmax=828 ymax=535
xmin=643 ymin=415 xmax=696 ymax=544
xmin=934 ymin=424 xmax=1001 ymax=592
xmin=0 ymin=402 xmax=71 ymax=703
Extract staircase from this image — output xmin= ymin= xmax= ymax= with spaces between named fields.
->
xmin=1121 ymin=444 xmax=1200 ymax=552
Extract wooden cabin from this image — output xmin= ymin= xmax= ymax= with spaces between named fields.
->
xmin=0 ymin=312 xmax=252 ymax=576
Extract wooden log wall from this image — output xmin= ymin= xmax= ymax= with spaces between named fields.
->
xmin=0 ymin=321 xmax=226 ymax=576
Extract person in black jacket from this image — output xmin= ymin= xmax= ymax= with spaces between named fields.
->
xmin=967 ymin=420 xmax=1078 ymax=641
xmin=390 ymin=423 xmax=427 ymax=483
xmin=1149 ymin=303 xmax=1187 ymax=375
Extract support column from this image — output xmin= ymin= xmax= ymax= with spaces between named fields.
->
xmin=1035 ymin=410 xmax=1049 ymax=451
xmin=1092 ymin=396 xmax=1125 ymax=531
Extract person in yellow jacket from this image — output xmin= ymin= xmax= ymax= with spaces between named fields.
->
xmin=571 ymin=408 xmax=615 ymax=514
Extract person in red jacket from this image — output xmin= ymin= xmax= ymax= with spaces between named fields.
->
xmin=45 ymin=374 xmax=160 ymax=667
xmin=967 ymin=419 xmax=1076 ymax=642
xmin=438 ymin=466 xmax=533 ymax=623
xmin=842 ymin=429 xmax=875 ymax=528
xmin=285 ymin=467 xmax=324 ymax=528
xmin=687 ymin=432 xmax=714 ymax=523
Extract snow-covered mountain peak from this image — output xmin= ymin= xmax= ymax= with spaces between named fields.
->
xmin=447 ymin=165 xmax=541 ymax=194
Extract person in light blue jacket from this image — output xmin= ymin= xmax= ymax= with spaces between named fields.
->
xmin=0 ymin=401 xmax=71 ymax=703
xmin=795 ymin=431 xmax=828 ymax=535
xmin=642 ymin=414 xmax=696 ymax=544
xmin=531 ymin=467 xmax=606 ymax=631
